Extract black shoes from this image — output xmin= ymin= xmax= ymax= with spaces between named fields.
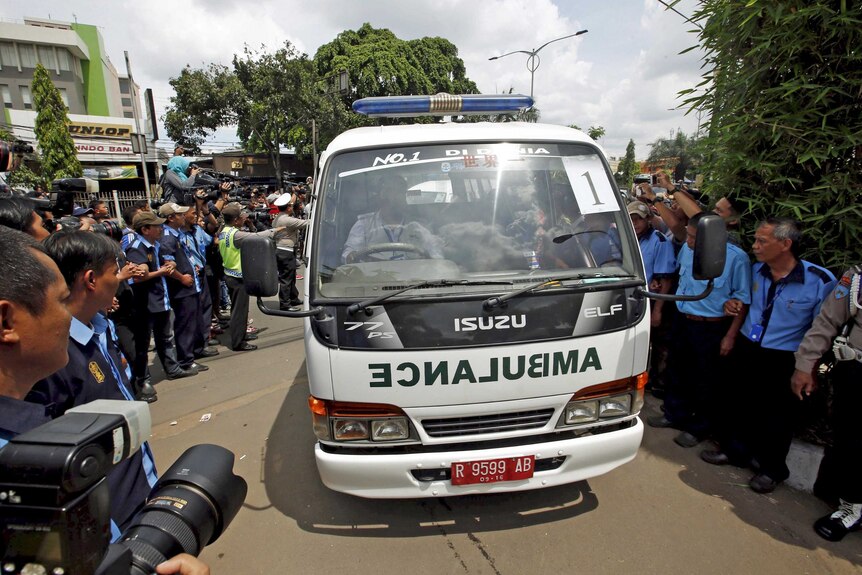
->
xmin=185 ymin=362 xmax=209 ymax=372
xmin=646 ymin=414 xmax=678 ymax=429
xmin=244 ymin=333 xmax=258 ymax=341
xmin=748 ymin=473 xmax=779 ymax=494
xmin=166 ymin=366 xmax=198 ymax=380
xmin=233 ymin=342 xmax=257 ymax=352
xmin=289 ymin=299 xmax=303 ymax=306
xmin=195 ymin=347 xmax=219 ymax=358
xmin=137 ymin=381 xmax=158 ymax=403
xmin=814 ymin=500 xmax=862 ymax=541
xmin=700 ymin=449 xmax=731 ymax=465
xmin=207 ymin=337 xmax=219 ymax=346
xmin=674 ymin=431 xmax=702 ymax=448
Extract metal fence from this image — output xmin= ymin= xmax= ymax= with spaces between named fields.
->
xmin=74 ymin=188 xmax=154 ymax=225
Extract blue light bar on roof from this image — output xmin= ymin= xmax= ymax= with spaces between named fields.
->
xmin=352 ymin=93 xmax=534 ymax=117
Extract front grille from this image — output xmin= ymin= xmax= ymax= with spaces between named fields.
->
xmin=421 ymin=408 xmax=555 ymax=438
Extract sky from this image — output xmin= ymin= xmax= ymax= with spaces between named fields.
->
xmin=3 ymin=0 xmax=707 ymax=159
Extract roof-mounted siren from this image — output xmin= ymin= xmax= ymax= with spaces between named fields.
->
xmin=352 ymin=93 xmax=534 ymax=118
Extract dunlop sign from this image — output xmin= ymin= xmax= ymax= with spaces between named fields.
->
xmin=68 ymin=122 xmax=132 ymax=139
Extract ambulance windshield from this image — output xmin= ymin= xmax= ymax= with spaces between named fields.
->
xmin=313 ymin=142 xmax=639 ymax=298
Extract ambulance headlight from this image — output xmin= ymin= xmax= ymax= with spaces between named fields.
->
xmin=371 ymin=418 xmax=410 ymax=441
xmin=333 ymin=419 xmax=370 ymax=441
xmin=599 ymin=394 xmax=631 ymax=418
xmin=565 ymin=400 xmax=598 ymax=424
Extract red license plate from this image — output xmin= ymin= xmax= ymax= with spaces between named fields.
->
xmin=451 ymin=455 xmax=535 ymax=486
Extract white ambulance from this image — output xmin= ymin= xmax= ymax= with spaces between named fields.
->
xmin=243 ymin=94 xmax=725 ymax=498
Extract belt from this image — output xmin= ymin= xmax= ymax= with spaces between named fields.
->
xmin=684 ymin=313 xmax=725 ymax=322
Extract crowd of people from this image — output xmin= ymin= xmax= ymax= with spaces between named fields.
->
xmin=0 ymin=166 xmax=312 ymax=573
xmin=629 ymin=172 xmax=861 ymax=543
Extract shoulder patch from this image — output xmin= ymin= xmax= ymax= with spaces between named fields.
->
xmin=806 ymin=265 xmax=833 ymax=284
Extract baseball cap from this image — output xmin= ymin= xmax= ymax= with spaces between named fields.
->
xmin=273 ymin=194 xmax=293 ymax=207
xmin=627 ymin=201 xmax=651 ymax=219
xmin=221 ymin=202 xmax=243 ymax=218
xmin=266 ymin=193 xmax=279 ymax=203
xmin=132 ymin=211 xmax=166 ymax=230
xmin=72 ymin=205 xmax=94 ymax=217
xmin=158 ymin=202 xmax=190 ymax=217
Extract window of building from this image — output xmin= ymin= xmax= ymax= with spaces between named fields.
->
xmin=58 ymin=88 xmax=69 ymax=108
xmin=121 ymin=97 xmax=132 ymax=107
xmin=57 ymin=48 xmax=71 ymax=71
xmin=37 ymin=46 xmax=57 ymax=70
xmin=124 ymin=111 xmax=134 ymax=118
xmin=0 ymin=43 xmax=17 ymax=69
xmin=119 ymin=79 xmax=130 ymax=94
xmin=0 ymin=85 xmax=12 ymax=108
xmin=18 ymin=45 xmax=37 ymax=68
xmin=20 ymin=85 xmax=32 ymax=109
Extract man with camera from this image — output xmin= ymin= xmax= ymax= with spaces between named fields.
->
xmin=219 ymin=202 xmax=288 ymax=351
xmin=0 ymin=196 xmax=51 ymax=240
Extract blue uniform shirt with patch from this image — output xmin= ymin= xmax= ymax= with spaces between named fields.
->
xmin=27 ymin=314 xmax=158 ymax=540
xmin=741 ymin=260 xmax=836 ymax=351
xmin=638 ymin=228 xmax=677 ymax=284
xmin=676 ymin=242 xmax=752 ymax=317
xmin=161 ymin=225 xmax=200 ymax=298
xmin=125 ymin=233 xmax=171 ymax=313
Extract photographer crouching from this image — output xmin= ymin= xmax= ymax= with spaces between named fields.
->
xmin=0 ymin=226 xmax=212 ymax=575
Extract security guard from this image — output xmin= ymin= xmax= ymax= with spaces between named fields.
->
xmin=648 ymin=212 xmax=752 ymax=447
xmin=792 ymin=264 xmax=862 ymax=541
xmin=158 ymin=202 xmax=207 ymax=373
xmin=219 ymin=202 xmax=287 ymax=351
xmin=28 ymin=231 xmax=158 ymax=538
xmin=272 ymin=193 xmax=309 ymax=311
xmin=126 ymin=211 xmax=195 ymax=380
xmin=700 ymin=218 xmax=835 ymax=495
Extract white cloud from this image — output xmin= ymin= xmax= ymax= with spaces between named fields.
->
xmin=12 ymin=0 xmax=707 ymax=157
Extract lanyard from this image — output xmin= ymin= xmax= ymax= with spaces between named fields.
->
xmin=383 ymin=224 xmax=403 ymax=243
xmin=758 ymin=278 xmax=788 ymax=325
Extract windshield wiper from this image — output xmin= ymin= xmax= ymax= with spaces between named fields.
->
xmin=347 ymin=279 xmax=514 ymax=316
xmin=482 ymin=273 xmax=636 ymax=310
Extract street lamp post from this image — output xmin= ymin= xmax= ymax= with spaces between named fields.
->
xmin=489 ymin=30 xmax=588 ymax=101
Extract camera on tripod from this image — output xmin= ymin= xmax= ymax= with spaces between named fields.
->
xmin=0 ymin=400 xmax=247 ymax=575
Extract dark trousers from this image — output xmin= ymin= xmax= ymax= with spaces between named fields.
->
xmin=663 ymin=314 xmax=732 ymax=438
xmin=226 ymin=275 xmax=249 ymax=350
xmin=113 ymin=319 xmax=139 ymax=391
xmin=831 ymin=361 xmax=862 ymax=502
xmin=132 ymin=309 xmax=181 ymax=378
xmin=718 ymin=337 xmax=798 ymax=481
xmin=172 ymin=294 xmax=198 ymax=369
xmin=277 ymin=248 xmax=299 ymax=309
xmin=195 ymin=273 xmax=212 ymax=354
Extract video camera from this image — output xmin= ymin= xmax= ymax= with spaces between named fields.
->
xmin=0 ymin=140 xmax=35 ymax=172
xmin=0 ymin=400 xmax=247 ymax=575
xmin=33 ymin=178 xmax=124 ymax=241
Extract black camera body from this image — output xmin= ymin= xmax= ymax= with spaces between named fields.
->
xmin=0 ymin=400 xmax=247 ymax=575
xmin=0 ymin=140 xmax=35 ymax=172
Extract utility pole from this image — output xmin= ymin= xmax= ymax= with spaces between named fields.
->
xmin=124 ymin=51 xmax=151 ymax=200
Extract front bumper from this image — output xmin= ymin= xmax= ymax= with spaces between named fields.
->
xmin=314 ymin=417 xmax=644 ymax=498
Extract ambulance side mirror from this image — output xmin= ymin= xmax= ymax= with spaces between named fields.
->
xmin=241 ymin=235 xmax=278 ymax=297
xmin=692 ymin=213 xmax=727 ymax=280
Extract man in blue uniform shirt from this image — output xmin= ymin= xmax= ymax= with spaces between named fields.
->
xmin=648 ymin=212 xmax=752 ymax=447
xmin=628 ymin=200 xmax=677 ymax=326
xmin=26 ymin=231 xmax=159 ymax=538
xmin=0 ymin=227 xmax=71 ymax=448
xmin=700 ymin=217 xmax=836 ymax=494
xmin=126 ymin=211 xmax=196 ymax=380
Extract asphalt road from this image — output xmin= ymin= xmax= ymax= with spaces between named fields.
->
xmin=145 ymin=296 xmax=862 ymax=575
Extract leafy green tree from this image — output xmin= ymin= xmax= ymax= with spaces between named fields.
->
xmin=31 ymin=63 xmax=81 ymax=181
xmin=682 ymin=1 xmax=862 ymax=270
xmin=616 ymin=139 xmax=638 ymax=187
xmin=569 ymin=124 xmax=606 ymax=141
xmin=313 ymin=23 xmax=479 ymax=133
xmin=646 ymin=130 xmax=701 ymax=182
xmin=163 ymin=64 xmax=243 ymax=153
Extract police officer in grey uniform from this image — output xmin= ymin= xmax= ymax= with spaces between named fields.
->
xmin=272 ymin=193 xmax=309 ymax=311
xmin=792 ymin=264 xmax=862 ymax=542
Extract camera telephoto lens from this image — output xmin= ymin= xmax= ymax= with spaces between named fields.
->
xmin=116 ymin=444 xmax=247 ymax=575
xmin=90 ymin=220 xmax=124 ymax=242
